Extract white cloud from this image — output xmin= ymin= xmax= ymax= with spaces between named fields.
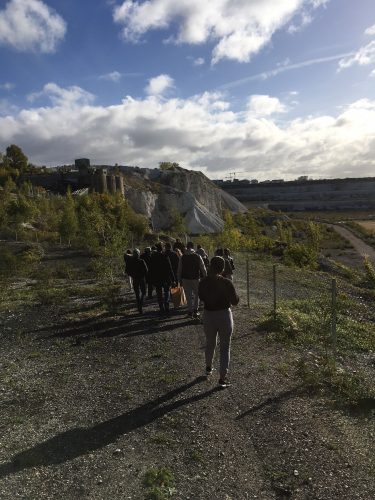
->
xmin=0 ymin=0 xmax=66 ymax=53
xmin=145 ymin=74 xmax=174 ymax=96
xmin=113 ymin=0 xmax=328 ymax=64
xmin=338 ymin=40 xmax=375 ymax=70
xmin=365 ymin=24 xmax=375 ymax=36
xmin=1 ymin=84 xmax=374 ymax=181
xmin=27 ymin=83 xmax=95 ymax=107
xmin=99 ymin=71 xmax=122 ymax=82
xmin=193 ymin=57 xmax=205 ymax=66
xmin=371 ymin=68 xmax=375 ymax=77
xmin=0 ymin=82 xmax=15 ymax=91
xmin=247 ymin=95 xmax=287 ymax=116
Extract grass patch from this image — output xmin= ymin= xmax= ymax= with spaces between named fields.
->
xmin=143 ymin=467 xmax=175 ymax=499
xmin=258 ymin=296 xmax=375 ymax=355
xmin=297 ymin=358 xmax=375 ymax=409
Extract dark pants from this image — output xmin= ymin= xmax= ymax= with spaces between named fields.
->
xmin=147 ymin=280 xmax=153 ymax=298
xmin=155 ymin=283 xmax=170 ymax=312
xmin=133 ymin=279 xmax=146 ymax=312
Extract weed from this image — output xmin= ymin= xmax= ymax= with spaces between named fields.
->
xmin=143 ymin=468 xmax=175 ymax=499
xmin=100 ymin=283 xmax=123 ymax=314
xmin=189 ymin=449 xmax=204 ymax=464
xmin=297 ymin=358 xmax=375 ymax=406
xmin=35 ymin=287 xmax=69 ymax=306
xmin=150 ymin=433 xmax=173 ymax=446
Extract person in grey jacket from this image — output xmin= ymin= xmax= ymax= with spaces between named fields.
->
xmin=177 ymin=241 xmax=207 ymax=318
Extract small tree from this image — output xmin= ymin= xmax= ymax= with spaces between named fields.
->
xmin=59 ymin=188 xmax=78 ymax=246
xmin=5 ymin=144 xmax=28 ymax=174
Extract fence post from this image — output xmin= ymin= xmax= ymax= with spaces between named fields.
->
xmin=246 ymin=256 xmax=250 ymax=308
xmin=331 ymin=278 xmax=337 ymax=356
xmin=273 ymin=264 xmax=277 ymax=320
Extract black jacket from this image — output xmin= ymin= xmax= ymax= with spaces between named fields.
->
xmin=149 ymin=251 xmax=175 ymax=286
xmin=127 ymin=258 xmax=148 ymax=282
xmin=165 ymin=249 xmax=179 ymax=279
xmin=198 ymin=275 xmax=239 ymax=311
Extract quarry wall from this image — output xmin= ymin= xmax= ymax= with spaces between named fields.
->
xmin=219 ymin=177 xmax=375 ymax=211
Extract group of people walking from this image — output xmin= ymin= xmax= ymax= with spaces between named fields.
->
xmin=124 ymin=240 xmax=238 ymax=388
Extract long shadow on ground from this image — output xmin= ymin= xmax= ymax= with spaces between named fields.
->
xmin=38 ymin=309 xmax=195 ymax=342
xmin=0 ymin=377 xmax=218 ymax=478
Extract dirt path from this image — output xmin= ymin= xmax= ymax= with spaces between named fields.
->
xmin=329 ymin=224 xmax=375 ymax=264
xmin=0 ymin=249 xmax=374 ymax=499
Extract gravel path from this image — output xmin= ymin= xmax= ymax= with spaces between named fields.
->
xmin=0 ymin=266 xmax=374 ymax=499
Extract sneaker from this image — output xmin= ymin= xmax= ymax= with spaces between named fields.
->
xmin=193 ymin=311 xmax=200 ymax=319
xmin=205 ymin=366 xmax=213 ymax=376
xmin=218 ymin=378 xmax=231 ymax=388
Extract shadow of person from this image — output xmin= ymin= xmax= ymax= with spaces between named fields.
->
xmin=0 ymin=376 xmax=218 ymax=478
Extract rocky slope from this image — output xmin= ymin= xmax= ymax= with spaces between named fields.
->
xmin=120 ymin=166 xmax=246 ymax=234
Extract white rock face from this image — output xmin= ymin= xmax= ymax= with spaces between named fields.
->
xmin=122 ymin=166 xmax=246 ymax=234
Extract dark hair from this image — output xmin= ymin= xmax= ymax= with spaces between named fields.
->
xmin=151 ymin=245 xmax=157 ymax=251
xmin=224 ymin=248 xmax=230 ymax=256
xmin=209 ymin=256 xmax=225 ymax=275
xmin=155 ymin=242 xmax=163 ymax=252
xmin=215 ymin=248 xmax=224 ymax=256
xmin=165 ymin=242 xmax=172 ymax=250
xmin=133 ymin=248 xmax=140 ymax=258
xmin=197 ymin=244 xmax=202 ymax=249
xmin=187 ymin=241 xmax=194 ymax=249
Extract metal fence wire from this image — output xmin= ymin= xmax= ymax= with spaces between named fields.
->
xmin=232 ymin=252 xmax=369 ymax=358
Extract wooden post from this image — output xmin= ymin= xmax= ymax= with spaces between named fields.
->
xmin=246 ymin=256 xmax=250 ymax=308
xmin=331 ymin=278 xmax=337 ymax=355
xmin=273 ymin=264 xmax=277 ymax=320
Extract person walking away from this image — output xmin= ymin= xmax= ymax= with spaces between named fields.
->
xmin=215 ymin=248 xmax=233 ymax=280
xmin=164 ymin=242 xmax=180 ymax=280
xmin=197 ymin=244 xmax=210 ymax=270
xmin=224 ymin=248 xmax=235 ymax=274
xmin=149 ymin=242 xmax=175 ymax=316
xmin=198 ymin=256 xmax=239 ymax=388
xmin=140 ymin=247 xmax=153 ymax=298
xmin=173 ymin=238 xmax=186 ymax=254
xmin=178 ymin=241 xmax=207 ymax=319
xmin=124 ymin=249 xmax=133 ymax=291
xmin=128 ymin=249 xmax=148 ymax=314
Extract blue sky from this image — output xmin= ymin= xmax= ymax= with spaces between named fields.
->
xmin=0 ymin=0 xmax=375 ymax=180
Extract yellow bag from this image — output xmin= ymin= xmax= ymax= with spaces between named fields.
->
xmin=170 ymin=286 xmax=187 ymax=308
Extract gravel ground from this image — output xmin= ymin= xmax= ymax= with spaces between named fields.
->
xmin=0 ymin=254 xmax=374 ymax=499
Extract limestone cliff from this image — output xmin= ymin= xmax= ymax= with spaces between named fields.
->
xmin=120 ymin=166 xmax=246 ymax=234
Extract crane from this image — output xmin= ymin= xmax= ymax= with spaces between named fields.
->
xmin=224 ymin=171 xmax=246 ymax=181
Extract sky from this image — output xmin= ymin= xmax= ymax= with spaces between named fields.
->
xmin=0 ymin=0 xmax=375 ymax=181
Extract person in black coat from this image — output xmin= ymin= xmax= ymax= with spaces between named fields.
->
xmin=148 ymin=242 xmax=176 ymax=315
xmin=140 ymin=247 xmax=153 ymax=298
xmin=127 ymin=249 xmax=148 ymax=314
xmin=164 ymin=242 xmax=179 ymax=281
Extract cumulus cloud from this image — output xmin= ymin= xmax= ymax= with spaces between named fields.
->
xmin=145 ymin=74 xmax=174 ymax=96
xmin=113 ymin=0 xmax=328 ymax=64
xmin=0 ymin=0 xmax=66 ymax=53
xmin=247 ymin=95 xmax=287 ymax=117
xmin=1 ymin=84 xmax=374 ymax=181
xmin=338 ymin=40 xmax=375 ymax=70
xmin=365 ymin=24 xmax=375 ymax=36
xmin=99 ymin=71 xmax=122 ymax=82
xmin=27 ymin=83 xmax=95 ymax=107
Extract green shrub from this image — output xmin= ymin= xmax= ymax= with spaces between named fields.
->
xmin=283 ymin=243 xmax=317 ymax=268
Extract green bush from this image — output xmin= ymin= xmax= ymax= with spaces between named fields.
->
xmin=283 ymin=243 xmax=317 ymax=268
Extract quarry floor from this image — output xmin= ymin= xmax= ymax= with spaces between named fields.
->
xmin=0 ymin=252 xmax=374 ymax=500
